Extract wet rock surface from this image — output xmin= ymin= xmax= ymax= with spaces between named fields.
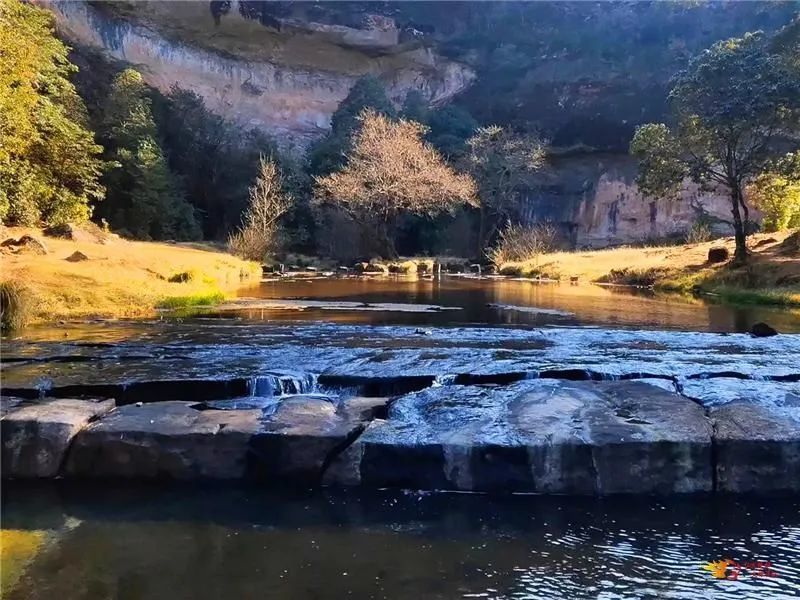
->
xmin=325 ymin=380 xmax=713 ymax=494
xmin=65 ymin=401 xmax=261 ymax=480
xmin=2 ymin=398 xmax=114 ymax=477
xmin=711 ymin=401 xmax=800 ymax=493
xmin=2 ymin=321 xmax=799 ymax=493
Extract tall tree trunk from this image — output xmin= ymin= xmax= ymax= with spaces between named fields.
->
xmin=729 ymin=184 xmax=748 ymax=263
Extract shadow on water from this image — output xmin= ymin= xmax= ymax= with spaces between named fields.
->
xmin=2 ymin=482 xmax=800 ymax=599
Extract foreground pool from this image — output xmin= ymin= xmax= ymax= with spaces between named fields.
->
xmin=2 ymin=484 xmax=799 ymax=599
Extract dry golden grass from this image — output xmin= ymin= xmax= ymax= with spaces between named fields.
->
xmin=499 ymin=230 xmax=800 ymax=306
xmin=1 ymin=227 xmax=261 ymax=323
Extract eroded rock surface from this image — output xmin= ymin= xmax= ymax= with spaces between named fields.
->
xmin=249 ymin=395 xmax=388 ymax=484
xmin=325 ymin=380 xmax=713 ymax=494
xmin=2 ymin=398 xmax=114 ymax=477
xmin=65 ymin=401 xmax=261 ymax=480
xmin=712 ymin=401 xmax=800 ymax=492
xmin=63 ymin=396 xmax=390 ymax=483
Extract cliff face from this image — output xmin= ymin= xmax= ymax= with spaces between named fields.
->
xmin=39 ymin=0 xmax=474 ymax=148
xmin=41 ymin=0 xmax=793 ymax=246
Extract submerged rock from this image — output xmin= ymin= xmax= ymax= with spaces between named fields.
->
xmin=2 ymin=398 xmax=115 ymax=478
xmin=324 ymin=380 xmax=713 ymax=494
xmin=711 ymin=401 xmax=800 ymax=492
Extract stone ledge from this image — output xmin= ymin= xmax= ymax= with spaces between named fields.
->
xmin=324 ymin=380 xmax=714 ymax=494
xmin=711 ymin=401 xmax=800 ymax=493
xmin=2 ymin=398 xmax=115 ymax=478
xmin=3 ymin=382 xmax=799 ymax=494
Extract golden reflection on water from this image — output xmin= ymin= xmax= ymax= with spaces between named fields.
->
xmin=235 ymin=276 xmax=800 ymax=333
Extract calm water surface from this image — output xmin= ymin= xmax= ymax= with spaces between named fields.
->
xmin=3 ymin=484 xmax=800 ymax=599
xmin=226 ymin=277 xmax=800 ymax=333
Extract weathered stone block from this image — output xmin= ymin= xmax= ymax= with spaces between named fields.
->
xmin=2 ymin=399 xmax=115 ymax=478
xmin=65 ymin=402 xmax=261 ymax=480
xmin=249 ymin=396 xmax=373 ymax=484
xmin=325 ymin=380 xmax=713 ymax=494
xmin=711 ymin=401 xmax=800 ymax=492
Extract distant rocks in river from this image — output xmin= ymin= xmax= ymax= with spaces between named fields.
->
xmin=750 ymin=322 xmax=779 ymax=337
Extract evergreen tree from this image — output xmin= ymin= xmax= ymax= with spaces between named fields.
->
xmin=0 ymin=0 xmax=104 ymax=226
xmin=98 ymin=69 xmax=200 ymax=240
xmin=308 ymin=75 xmax=396 ymax=176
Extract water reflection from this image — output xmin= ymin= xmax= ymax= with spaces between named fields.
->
xmin=2 ymin=484 xmax=799 ymax=599
xmin=225 ymin=277 xmax=800 ymax=333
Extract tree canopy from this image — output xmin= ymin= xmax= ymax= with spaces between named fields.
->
xmin=631 ymin=29 xmax=800 ymax=261
xmin=98 ymin=69 xmax=200 ymax=240
xmin=463 ymin=125 xmax=547 ymax=253
xmin=314 ymin=110 xmax=476 ymax=257
xmin=308 ymin=75 xmax=396 ymax=177
xmin=0 ymin=0 xmax=104 ymax=226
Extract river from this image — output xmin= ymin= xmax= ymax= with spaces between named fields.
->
xmin=2 ymin=276 xmax=799 ymax=599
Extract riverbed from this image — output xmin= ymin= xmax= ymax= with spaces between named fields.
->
xmin=2 ymin=276 xmax=799 ymax=598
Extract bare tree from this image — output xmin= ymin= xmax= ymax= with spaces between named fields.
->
xmin=463 ymin=126 xmax=547 ymax=254
xmin=228 ymin=156 xmax=292 ymax=261
xmin=313 ymin=110 xmax=477 ymax=258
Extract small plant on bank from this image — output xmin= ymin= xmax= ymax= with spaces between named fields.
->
xmin=228 ymin=156 xmax=292 ymax=262
xmin=0 ymin=280 xmax=33 ymax=333
xmin=487 ymin=222 xmax=557 ymax=266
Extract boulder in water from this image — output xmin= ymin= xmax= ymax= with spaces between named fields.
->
xmin=711 ymin=401 xmax=800 ymax=492
xmin=750 ymin=322 xmax=778 ymax=337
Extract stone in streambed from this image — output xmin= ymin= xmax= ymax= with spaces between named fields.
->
xmin=711 ymin=401 xmax=800 ymax=492
xmin=749 ymin=322 xmax=778 ymax=337
xmin=2 ymin=398 xmax=115 ymax=478
xmin=65 ymin=401 xmax=261 ymax=480
xmin=324 ymin=380 xmax=713 ymax=494
xmin=64 ymin=396 xmax=384 ymax=483
xmin=248 ymin=396 xmax=383 ymax=484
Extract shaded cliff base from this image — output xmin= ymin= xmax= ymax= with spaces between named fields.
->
xmin=499 ymin=230 xmax=800 ymax=308
xmin=1 ymin=226 xmax=261 ymax=327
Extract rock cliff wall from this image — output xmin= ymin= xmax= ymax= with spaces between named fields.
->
xmin=38 ymin=0 xmax=474 ymax=148
xmin=40 ymin=0 xmax=787 ymax=246
xmin=519 ymin=155 xmax=752 ymax=248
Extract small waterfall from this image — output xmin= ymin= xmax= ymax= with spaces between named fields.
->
xmin=432 ymin=374 xmax=457 ymax=387
xmin=247 ymin=372 xmax=318 ymax=397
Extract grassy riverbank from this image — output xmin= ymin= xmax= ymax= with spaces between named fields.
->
xmin=1 ymin=227 xmax=261 ymax=327
xmin=498 ymin=230 xmax=800 ymax=307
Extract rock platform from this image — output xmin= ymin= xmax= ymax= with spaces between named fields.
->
xmin=3 ymin=379 xmax=798 ymax=494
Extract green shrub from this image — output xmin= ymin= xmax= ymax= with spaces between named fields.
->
xmin=157 ymin=292 xmax=225 ymax=309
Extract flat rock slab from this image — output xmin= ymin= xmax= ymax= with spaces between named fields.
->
xmin=66 ymin=401 xmax=264 ymax=480
xmin=2 ymin=399 xmax=115 ymax=478
xmin=248 ymin=396 xmax=386 ymax=484
xmin=325 ymin=380 xmax=713 ymax=494
xmin=65 ymin=396 xmax=382 ymax=483
xmin=711 ymin=401 xmax=800 ymax=492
